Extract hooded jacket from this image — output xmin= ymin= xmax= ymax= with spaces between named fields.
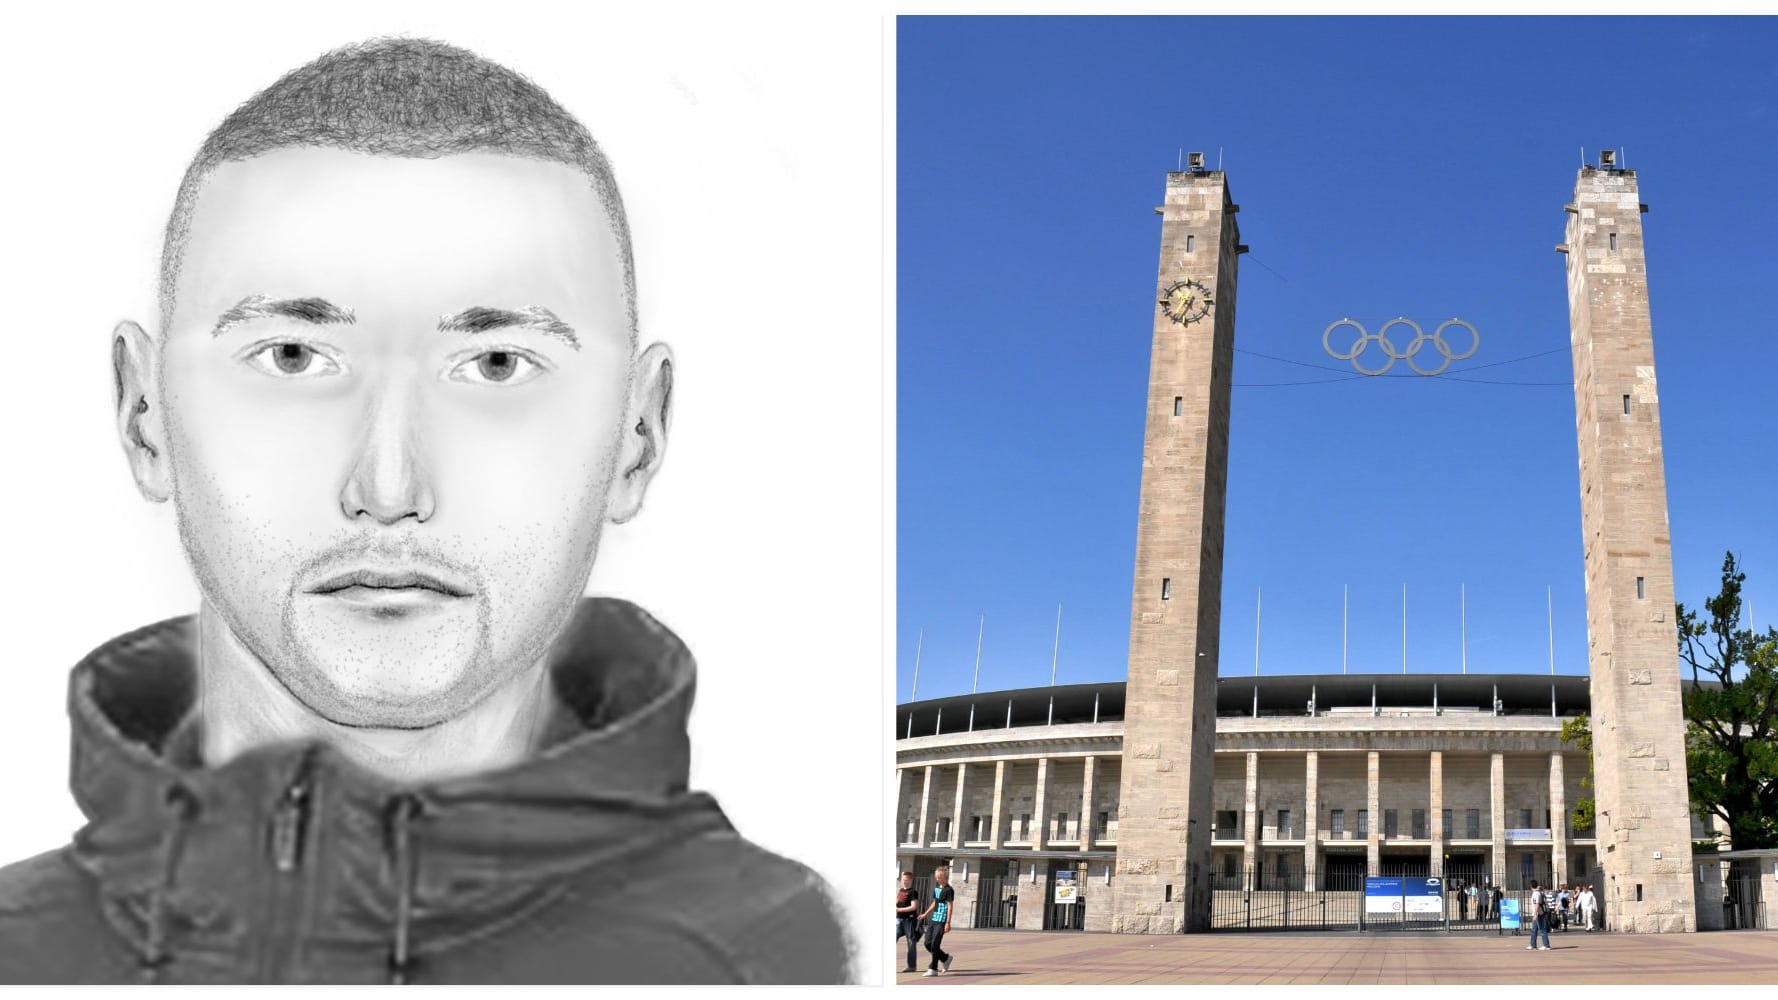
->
xmin=0 ymin=599 xmax=850 ymax=984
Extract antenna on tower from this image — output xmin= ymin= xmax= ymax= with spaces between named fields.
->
xmin=1217 ymin=146 xmax=1224 ymax=172
xmin=1178 ymin=148 xmax=1183 ymax=172
xmin=1580 ymin=146 xmax=1586 ymax=167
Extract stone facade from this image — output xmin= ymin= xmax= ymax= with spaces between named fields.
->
xmin=1564 ymin=165 xmax=1697 ymax=932
xmin=1111 ymin=168 xmax=1242 ymax=934
xmin=897 ymin=704 xmax=1613 ymax=925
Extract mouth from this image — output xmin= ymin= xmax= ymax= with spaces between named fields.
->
xmin=307 ymin=566 xmax=473 ymax=605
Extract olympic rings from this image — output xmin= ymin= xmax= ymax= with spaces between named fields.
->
xmin=1322 ymin=318 xmax=1480 ymax=376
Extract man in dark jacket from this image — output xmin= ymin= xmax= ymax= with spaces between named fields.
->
xmin=0 ymin=37 xmax=850 ymax=984
xmin=894 ymin=871 xmax=922 ymax=973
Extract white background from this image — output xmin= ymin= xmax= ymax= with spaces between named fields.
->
xmin=0 ymin=1 xmax=888 ymax=981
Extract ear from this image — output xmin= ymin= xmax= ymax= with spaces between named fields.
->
xmin=113 ymin=320 xmax=170 ymax=503
xmin=605 ymin=341 xmax=673 ymax=524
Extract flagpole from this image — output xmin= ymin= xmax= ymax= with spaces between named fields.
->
xmin=973 ymin=614 xmax=984 ymax=693
xmin=1461 ymin=584 xmax=1467 ymax=675
xmin=1402 ymin=583 xmax=1408 ymax=674
xmin=1254 ymin=587 xmax=1262 ymax=677
xmin=1547 ymin=586 xmax=1556 ymax=676
xmin=1342 ymin=584 xmax=1349 ymax=675
xmin=911 ymin=627 xmax=923 ymax=700
xmin=1048 ymin=603 xmax=1062 ymax=726
xmin=966 ymin=615 xmax=984 ymax=732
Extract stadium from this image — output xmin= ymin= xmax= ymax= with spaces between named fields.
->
xmin=894 ymin=672 xmax=1765 ymax=933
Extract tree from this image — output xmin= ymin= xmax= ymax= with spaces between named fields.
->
xmin=1559 ymin=552 xmax=1778 ymax=853
xmin=1558 ymin=713 xmax=1596 ymax=834
xmin=1678 ymin=552 xmax=1778 ymax=851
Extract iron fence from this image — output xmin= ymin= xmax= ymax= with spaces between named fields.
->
xmin=1700 ymin=860 xmax=1769 ymax=931
xmin=970 ymin=875 xmax=1019 ymax=929
xmin=1206 ymin=869 xmax=1613 ymax=934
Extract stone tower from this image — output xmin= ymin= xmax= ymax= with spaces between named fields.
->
xmin=1111 ymin=166 xmax=1242 ymax=933
xmin=1562 ymin=160 xmax=1696 ymax=932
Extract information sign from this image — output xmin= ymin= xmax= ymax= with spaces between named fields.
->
xmin=1054 ymin=868 xmax=1078 ymax=905
xmin=1405 ymin=877 xmax=1441 ymax=914
xmin=1499 ymin=897 xmax=1521 ymax=929
xmin=1364 ymin=876 xmax=1403 ymax=914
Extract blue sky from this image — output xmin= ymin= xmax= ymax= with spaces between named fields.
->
xmin=897 ymin=15 xmax=1778 ymax=702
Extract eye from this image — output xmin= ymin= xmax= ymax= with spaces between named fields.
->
xmin=243 ymin=341 xmax=343 ymax=378
xmin=447 ymin=349 xmax=548 ymax=386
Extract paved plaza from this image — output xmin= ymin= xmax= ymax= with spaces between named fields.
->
xmin=895 ymin=928 xmax=1778 ymax=985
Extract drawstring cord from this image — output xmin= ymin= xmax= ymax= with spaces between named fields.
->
xmin=385 ymin=794 xmax=424 ymax=985
xmin=140 ymin=784 xmax=201 ymax=981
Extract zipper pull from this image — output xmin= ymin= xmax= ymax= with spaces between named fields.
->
xmin=271 ymin=751 xmax=319 ymax=873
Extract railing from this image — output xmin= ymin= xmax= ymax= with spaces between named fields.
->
xmin=1205 ymin=869 xmax=1601 ymax=934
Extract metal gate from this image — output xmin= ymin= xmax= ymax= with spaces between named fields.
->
xmin=1209 ymin=868 xmax=1363 ymax=931
xmin=1207 ymin=868 xmax=1614 ymax=934
xmin=971 ymin=876 xmax=1019 ymax=929
xmin=1701 ymin=860 xmax=1770 ymax=931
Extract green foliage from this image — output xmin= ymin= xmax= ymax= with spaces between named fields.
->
xmin=1559 ymin=713 xmax=1596 ymax=831
xmin=1677 ymin=552 xmax=1778 ymax=851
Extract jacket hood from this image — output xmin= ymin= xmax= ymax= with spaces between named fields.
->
xmin=65 ymin=598 xmax=732 ymax=980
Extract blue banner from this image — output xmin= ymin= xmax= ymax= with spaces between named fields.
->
xmin=1500 ymin=897 xmax=1521 ymax=929
xmin=1364 ymin=877 xmax=1403 ymax=896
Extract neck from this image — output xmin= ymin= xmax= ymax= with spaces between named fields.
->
xmin=195 ymin=604 xmax=553 ymax=784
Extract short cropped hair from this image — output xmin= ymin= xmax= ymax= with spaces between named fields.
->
xmin=160 ymin=37 xmax=634 ymax=337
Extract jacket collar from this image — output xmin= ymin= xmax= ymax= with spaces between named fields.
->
xmin=66 ymin=598 xmax=731 ymax=974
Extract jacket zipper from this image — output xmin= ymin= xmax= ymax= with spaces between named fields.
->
xmin=271 ymin=770 xmax=313 ymax=872
xmin=260 ymin=749 xmax=320 ymax=980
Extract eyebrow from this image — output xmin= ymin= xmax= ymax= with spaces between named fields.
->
xmin=437 ymin=306 xmax=580 ymax=349
xmin=211 ymin=296 xmax=356 ymax=336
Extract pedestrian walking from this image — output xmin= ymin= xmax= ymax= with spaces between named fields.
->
xmin=1457 ymin=880 xmax=1469 ymax=920
xmin=1466 ymin=881 xmax=1478 ymax=921
xmin=1558 ymin=886 xmax=1572 ymax=931
xmin=1491 ymin=883 xmax=1505 ymax=923
xmin=919 ymin=865 xmax=957 ymax=977
xmin=895 ymin=872 xmax=923 ymax=973
xmin=1525 ymin=882 xmax=1552 ymax=951
xmin=1579 ymin=884 xmax=1597 ymax=931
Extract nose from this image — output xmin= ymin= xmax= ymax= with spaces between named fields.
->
xmin=339 ymin=379 xmax=436 ymax=525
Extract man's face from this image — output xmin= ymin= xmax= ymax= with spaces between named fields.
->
xmin=157 ymin=149 xmax=639 ymax=727
xmin=900 ymin=875 xmax=912 ymax=888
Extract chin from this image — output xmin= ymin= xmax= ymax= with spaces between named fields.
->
xmin=279 ymin=597 xmax=496 ymax=728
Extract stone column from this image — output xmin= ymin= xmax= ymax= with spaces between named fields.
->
xmin=1032 ymin=757 xmax=1050 ymax=851
xmin=1564 ymin=162 xmax=1697 ymax=931
xmin=1550 ymin=752 xmax=1568 ymax=886
xmin=1366 ymin=751 xmax=1380 ymax=876
xmin=1490 ymin=753 xmax=1506 ymax=884
xmin=1080 ymin=755 xmax=1098 ymax=851
xmin=918 ymin=765 xmax=935 ymax=848
xmin=951 ymin=868 xmax=980 ymax=930
xmin=989 ymin=759 xmax=1006 ymax=850
xmin=1110 ymin=168 xmax=1244 ymax=935
xmin=1430 ymin=751 xmax=1445 ymax=877
xmin=1014 ymin=858 xmax=1049 ymax=930
xmin=1242 ymin=751 xmax=1260 ymax=886
xmin=1304 ymin=751 xmax=1320 ymax=890
xmin=898 ymin=768 xmax=914 ymax=844
xmin=952 ymin=763 xmax=970 ymax=847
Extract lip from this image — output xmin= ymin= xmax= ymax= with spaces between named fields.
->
xmin=307 ymin=566 xmax=472 ymax=598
